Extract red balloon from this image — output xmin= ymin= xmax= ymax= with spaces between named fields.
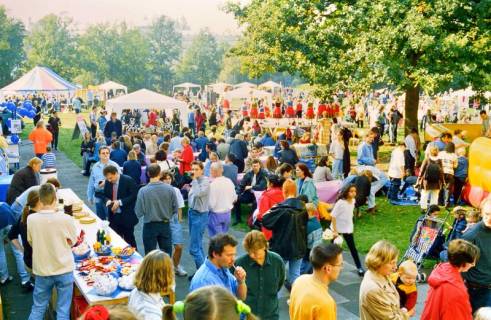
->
xmin=468 ymin=187 xmax=484 ymax=208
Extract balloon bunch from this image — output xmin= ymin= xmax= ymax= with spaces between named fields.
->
xmin=0 ymin=100 xmax=36 ymax=119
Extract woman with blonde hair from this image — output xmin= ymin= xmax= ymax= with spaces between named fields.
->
xmin=359 ymin=240 xmax=409 ymax=319
xmin=262 ymin=179 xmax=308 ymax=291
xmin=128 ymin=250 xmax=174 ymax=320
xmin=162 ymin=286 xmax=257 ymax=320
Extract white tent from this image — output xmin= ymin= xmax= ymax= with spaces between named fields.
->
xmin=234 ymin=82 xmax=257 ymax=89
xmin=173 ymin=82 xmax=201 ymax=91
xmin=98 ymin=81 xmax=128 ymax=99
xmin=223 ymin=87 xmax=272 ymax=109
xmin=106 ymin=89 xmax=188 ymax=124
xmin=259 ymin=80 xmax=282 ymax=90
xmin=207 ymin=82 xmax=233 ymax=94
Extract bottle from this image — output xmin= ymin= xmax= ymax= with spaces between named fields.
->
xmin=96 ymin=229 xmax=101 ymax=244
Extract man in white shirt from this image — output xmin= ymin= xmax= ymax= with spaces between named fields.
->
xmin=27 ymin=183 xmax=78 ymax=320
xmin=208 ymin=162 xmax=237 ymax=236
xmin=387 ymin=142 xmax=405 ymax=201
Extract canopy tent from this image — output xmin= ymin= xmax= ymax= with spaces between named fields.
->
xmin=207 ymin=82 xmax=233 ymax=94
xmin=97 ymin=81 xmax=128 ymax=100
xmin=223 ymin=87 xmax=272 ymax=109
xmin=0 ymin=66 xmax=77 ymax=93
xmin=259 ymin=80 xmax=282 ymax=90
xmin=234 ymin=82 xmax=257 ymax=89
xmin=105 ymin=89 xmax=188 ymax=125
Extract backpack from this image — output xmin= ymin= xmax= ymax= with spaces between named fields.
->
xmin=425 ymin=159 xmax=441 ymax=184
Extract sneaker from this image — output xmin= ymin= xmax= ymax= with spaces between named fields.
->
xmin=187 ymin=274 xmax=194 ymax=282
xmin=357 ymin=268 xmax=366 ymax=277
xmin=175 ymin=265 xmax=188 ymax=277
xmin=21 ymin=280 xmax=35 ymax=291
xmin=0 ymin=276 xmax=13 ymax=285
xmin=80 ymin=170 xmax=86 ymax=175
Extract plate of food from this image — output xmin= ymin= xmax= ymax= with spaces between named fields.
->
xmin=93 ymin=274 xmax=119 ymax=297
xmin=93 ymin=242 xmax=112 ymax=256
xmin=113 ymin=246 xmax=135 ymax=260
xmin=73 ymin=211 xmax=89 ymax=219
xmin=72 ymin=243 xmax=91 ymax=261
xmin=118 ymin=273 xmax=136 ymax=291
xmin=80 ymin=216 xmax=96 ymax=224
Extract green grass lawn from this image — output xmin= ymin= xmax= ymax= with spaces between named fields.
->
xmin=20 ymin=114 xmax=426 ymax=254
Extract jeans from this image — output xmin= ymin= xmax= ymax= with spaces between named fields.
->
xmin=188 ymin=209 xmax=209 ymax=269
xmin=208 ymin=211 xmax=231 ymax=237
xmin=0 ymin=226 xmax=30 ymax=283
xmin=466 ymin=285 xmax=491 ymax=313
xmin=332 ymin=159 xmax=344 ymax=180
xmin=389 ymin=123 xmax=398 ymax=143
xmin=233 ymin=191 xmax=256 ymax=223
xmin=28 ymin=272 xmax=74 ymax=320
xmin=283 ymin=258 xmax=302 ymax=285
xmin=388 ymin=178 xmax=401 ymax=201
xmin=10 ymin=201 xmax=23 ymax=220
xmin=453 ymin=177 xmax=466 ymax=205
xmin=51 ymin=131 xmax=59 ymax=150
xmin=142 ymin=221 xmax=172 ymax=256
xmin=95 ymin=198 xmax=107 ymax=220
xmin=357 ymin=166 xmax=388 ymax=209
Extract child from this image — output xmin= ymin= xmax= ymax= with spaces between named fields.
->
xmin=410 ymin=204 xmax=440 ymax=244
xmin=300 ymin=202 xmax=322 ymax=274
xmin=462 ymin=210 xmax=480 ymax=233
xmin=331 ymin=185 xmax=365 ymax=276
xmin=391 ymin=260 xmax=418 ymax=317
xmin=41 ymin=146 xmax=56 ymax=169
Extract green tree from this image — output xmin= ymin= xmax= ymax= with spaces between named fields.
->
xmin=147 ymin=16 xmax=183 ymax=94
xmin=0 ymin=6 xmax=25 ymax=88
xmin=78 ymin=23 xmax=151 ymax=91
xmin=23 ymin=14 xmax=79 ymax=79
xmin=228 ymin=0 xmax=491 ymax=132
xmin=176 ymin=29 xmax=224 ymax=85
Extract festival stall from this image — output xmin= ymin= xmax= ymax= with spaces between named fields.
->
xmin=105 ymin=89 xmax=188 ymax=125
xmin=0 ymin=66 xmax=77 ymax=94
xmin=98 ymin=81 xmax=128 ymax=100
xmin=173 ymin=82 xmax=201 ymax=96
xmin=206 ymin=82 xmax=233 ymax=95
xmin=258 ymin=80 xmax=282 ymax=96
xmin=234 ymin=82 xmax=257 ymax=89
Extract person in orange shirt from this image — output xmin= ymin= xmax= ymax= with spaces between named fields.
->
xmin=289 ymin=243 xmax=343 ymax=320
xmin=28 ymin=120 xmax=53 ymax=157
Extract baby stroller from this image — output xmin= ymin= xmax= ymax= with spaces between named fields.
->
xmin=401 ymin=208 xmax=450 ymax=282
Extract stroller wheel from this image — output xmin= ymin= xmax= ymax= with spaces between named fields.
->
xmin=417 ymin=272 xmax=427 ymax=283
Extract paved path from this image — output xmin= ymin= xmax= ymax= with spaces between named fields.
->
xmin=1 ymin=141 xmax=429 ymax=319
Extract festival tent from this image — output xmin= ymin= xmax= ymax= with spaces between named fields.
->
xmin=234 ymin=82 xmax=257 ymax=89
xmin=0 ymin=66 xmax=77 ymax=93
xmin=259 ymin=80 xmax=282 ymax=90
xmin=105 ymin=89 xmax=188 ymax=125
xmin=223 ymin=87 xmax=272 ymax=109
xmin=207 ymin=82 xmax=233 ymax=94
xmin=98 ymin=81 xmax=128 ymax=98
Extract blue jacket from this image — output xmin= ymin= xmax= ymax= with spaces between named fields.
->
xmin=103 ymin=119 xmax=122 ymax=138
xmin=260 ymin=136 xmax=275 ymax=147
xmin=296 ymin=177 xmax=319 ymax=206
xmin=110 ymin=148 xmax=128 ymax=167
xmin=223 ymin=163 xmax=238 ymax=187
xmin=357 ymin=142 xmax=375 ymax=166
xmin=454 ymin=156 xmax=468 ymax=180
xmin=123 ymin=160 xmax=141 ymax=185
xmin=229 ymin=139 xmax=249 ymax=161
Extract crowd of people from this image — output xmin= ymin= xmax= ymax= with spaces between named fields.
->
xmin=0 ymin=89 xmax=490 ymax=320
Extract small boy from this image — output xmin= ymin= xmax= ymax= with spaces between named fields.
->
xmin=300 ymin=202 xmax=322 ymax=274
xmin=41 ymin=146 xmax=56 ymax=169
xmin=462 ymin=210 xmax=480 ymax=233
xmin=391 ymin=260 xmax=418 ymax=316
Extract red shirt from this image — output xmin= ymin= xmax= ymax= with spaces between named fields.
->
xmin=180 ymin=145 xmax=194 ymax=174
xmin=258 ymin=187 xmax=284 ymax=240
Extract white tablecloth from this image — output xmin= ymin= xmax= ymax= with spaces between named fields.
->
xmin=57 ymin=188 xmax=142 ymax=305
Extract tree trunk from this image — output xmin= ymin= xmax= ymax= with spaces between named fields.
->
xmin=404 ymin=84 xmax=420 ymax=135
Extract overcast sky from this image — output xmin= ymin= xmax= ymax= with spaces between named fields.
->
xmin=1 ymin=0 xmax=245 ymax=34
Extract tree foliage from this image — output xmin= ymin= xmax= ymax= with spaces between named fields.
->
xmin=176 ymin=29 xmax=225 ymax=85
xmin=227 ymin=0 xmax=491 ymax=131
xmin=23 ymin=14 xmax=79 ymax=79
xmin=147 ymin=16 xmax=183 ymax=94
xmin=0 ymin=6 xmax=25 ymax=88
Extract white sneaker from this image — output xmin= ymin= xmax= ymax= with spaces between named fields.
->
xmin=80 ymin=170 xmax=86 ymax=175
xmin=175 ymin=265 xmax=188 ymax=276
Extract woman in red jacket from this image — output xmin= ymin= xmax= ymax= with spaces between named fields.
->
xmin=257 ymin=174 xmax=284 ymax=240
xmin=178 ymin=137 xmax=194 ymax=175
xmin=421 ymin=239 xmax=480 ymax=320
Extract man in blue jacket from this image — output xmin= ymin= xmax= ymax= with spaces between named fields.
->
xmin=109 ymin=141 xmax=128 ymax=167
xmin=357 ymin=133 xmax=376 ymax=166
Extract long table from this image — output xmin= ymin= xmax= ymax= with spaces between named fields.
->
xmin=57 ymin=188 xmax=142 ymax=307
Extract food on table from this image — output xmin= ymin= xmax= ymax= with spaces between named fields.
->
xmin=73 ymin=211 xmax=89 ymax=219
xmin=93 ymin=274 xmax=118 ymax=296
xmin=78 ymin=257 xmax=117 ymax=273
xmin=96 ymin=229 xmax=111 ymax=245
xmin=112 ymin=246 xmax=122 ymax=256
xmin=118 ymin=273 xmax=136 ymax=290
xmin=72 ymin=201 xmax=84 ymax=212
xmin=72 ymin=242 xmax=90 ymax=256
xmin=118 ymin=246 xmax=135 ymax=258
xmin=80 ymin=216 xmax=96 ymax=224
xmin=93 ymin=242 xmax=112 ymax=256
